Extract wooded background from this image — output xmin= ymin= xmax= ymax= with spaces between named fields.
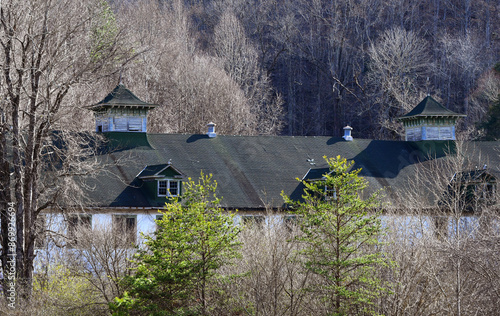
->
xmin=64 ymin=0 xmax=500 ymax=139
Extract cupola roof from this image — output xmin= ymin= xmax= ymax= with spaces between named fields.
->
xmin=399 ymin=96 xmax=465 ymax=120
xmin=88 ymin=84 xmax=158 ymax=111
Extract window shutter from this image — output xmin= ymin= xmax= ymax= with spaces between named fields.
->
xmin=128 ymin=117 xmax=142 ymax=131
xmin=114 ymin=117 xmax=127 ymax=131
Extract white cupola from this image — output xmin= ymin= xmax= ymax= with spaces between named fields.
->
xmin=88 ymin=84 xmax=158 ymax=133
xmin=398 ymin=96 xmax=465 ymax=141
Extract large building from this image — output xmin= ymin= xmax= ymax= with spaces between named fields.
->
xmin=55 ymin=85 xmax=500 ymax=243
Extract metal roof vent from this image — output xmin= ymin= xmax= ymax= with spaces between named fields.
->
xmin=207 ymin=122 xmax=217 ymax=138
xmin=343 ymin=125 xmax=353 ymax=141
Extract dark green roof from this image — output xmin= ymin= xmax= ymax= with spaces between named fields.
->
xmin=399 ymin=96 xmax=465 ymax=119
xmin=88 ymin=84 xmax=157 ymax=111
xmin=137 ymin=164 xmax=170 ymax=178
xmin=81 ymin=132 xmax=500 ymax=210
xmin=101 ymin=132 xmax=153 ymax=151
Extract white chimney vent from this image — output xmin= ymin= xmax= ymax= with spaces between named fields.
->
xmin=207 ymin=122 xmax=216 ymax=138
xmin=343 ymin=125 xmax=353 ymax=141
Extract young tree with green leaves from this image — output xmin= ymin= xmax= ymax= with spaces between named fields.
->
xmin=283 ymin=156 xmax=390 ymax=316
xmin=111 ymin=173 xmax=240 ymax=316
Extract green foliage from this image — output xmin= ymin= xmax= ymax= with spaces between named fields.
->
xmin=283 ymin=156 xmax=391 ymax=316
xmin=32 ymin=265 xmax=102 ymax=316
xmin=91 ymin=0 xmax=118 ymax=63
xmin=479 ymin=94 xmax=500 ymax=141
xmin=111 ymin=172 xmax=241 ymax=316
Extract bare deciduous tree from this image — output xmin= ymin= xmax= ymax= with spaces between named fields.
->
xmin=113 ymin=0 xmax=284 ymax=136
xmin=0 ymin=0 xmax=126 ymax=303
xmin=380 ymin=142 xmax=500 ymax=315
xmin=215 ymin=213 xmax=312 ymax=316
xmin=213 ymin=9 xmax=284 ymax=135
xmin=367 ymin=27 xmax=432 ymax=139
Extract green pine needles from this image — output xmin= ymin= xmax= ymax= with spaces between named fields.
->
xmin=283 ymin=156 xmax=391 ymax=316
xmin=111 ymin=172 xmax=240 ymax=316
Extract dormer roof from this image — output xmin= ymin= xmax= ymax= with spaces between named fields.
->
xmin=136 ymin=163 xmax=186 ymax=180
xmin=399 ymin=96 xmax=465 ymax=120
xmin=88 ymin=84 xmax=158 ymax=111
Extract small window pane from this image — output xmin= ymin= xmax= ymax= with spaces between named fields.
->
xmin=169 ymin=181 xmax=178 ymax=196
xmin=114 ymin=117 xmax=127 ymax=131
xmin=158 ymin=181 xmax=167 ymax=196
xmin=325 ymin=185 xmax=336 ymax=201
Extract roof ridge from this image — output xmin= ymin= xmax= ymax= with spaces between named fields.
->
xmin=400 ymin=96 xmax=465 ymax=119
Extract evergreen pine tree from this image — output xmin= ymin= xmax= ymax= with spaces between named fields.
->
xmin=283 ymin=156 xmax=391 ymax=315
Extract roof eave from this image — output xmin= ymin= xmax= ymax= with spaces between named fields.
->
xmin=398 ymin=114 xmax=466 ymax=121
xmin=87 ymin=103 xmax=158 ymax=112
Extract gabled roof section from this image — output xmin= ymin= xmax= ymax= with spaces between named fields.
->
xmin=137 ymin=163 xmax=185 ymax=180
xmin=399 ymin=96 xmax=465 ymax=119
xmin=88 ymin=84 xmax=158 ymax=111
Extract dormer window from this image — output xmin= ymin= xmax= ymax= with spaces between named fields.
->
xmin=158 ymin=179 xmax=180 ymax=197
xmin=137 ymin=162 xmax=185 ymax=202
xmin=302 ymin=167 xmax=337 ymax=201
xmin=444 ymin=169 xmax=497 ymax=208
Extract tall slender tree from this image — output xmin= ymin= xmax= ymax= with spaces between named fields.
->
xmin=283 ymin=156 xmax=390 ymax=315
xmin=0 ymin=0 xmax=126 ymax=304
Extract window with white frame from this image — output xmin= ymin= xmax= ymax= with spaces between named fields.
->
xmin=324 ymin=185 xmax=337 ymax=201
xmin=241 ymin=215 xmax=265 ymax=227
xmin=158 ymin=179 xmax=180 ymax=197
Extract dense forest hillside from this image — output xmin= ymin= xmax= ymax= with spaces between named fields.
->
xmin=1 ymin=1 xmax=500 ymax=314
xmin=68 ymin=0 xmax=500 ymax=139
